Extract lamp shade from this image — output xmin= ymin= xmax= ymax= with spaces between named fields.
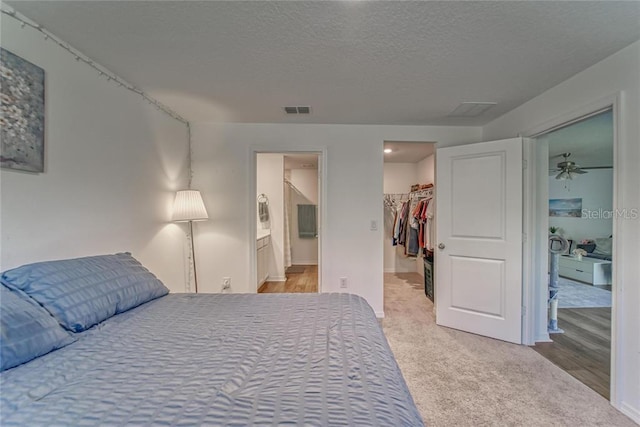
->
xmin=172 ymin=190 xmax=209 ymax=222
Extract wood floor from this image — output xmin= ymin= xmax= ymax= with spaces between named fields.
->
xmin=532 ymin=307 xmax=611 ymax=399
xmin=258 ymin=265 xmax=318 ymax=293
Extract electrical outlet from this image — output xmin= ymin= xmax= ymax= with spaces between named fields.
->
xmin=370 ymin=220 xmax=378 ymax=231
xmin=222 ymin=277 xmax=231 ymax=290
xmin=340 ymin=277 xmax=347 ymax=288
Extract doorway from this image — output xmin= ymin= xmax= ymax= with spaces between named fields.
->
xmin=255 ymin=153 xmax=321 ymax=294
xmin=382 ymin=141 xmax=436 ymax=306
xmin=531 ymin=109 xmax=614 ymax=399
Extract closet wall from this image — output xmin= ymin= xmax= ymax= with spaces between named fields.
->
xmin=417 ymin=155 xmax=435 ymax=186
xmin=383 ymin=154 xmax=434 ymax=275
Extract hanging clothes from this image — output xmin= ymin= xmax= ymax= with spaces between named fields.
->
xmin=390 ymin=201 xmax=404 ymax=246
xmin=386 ymin=188 xmax=434 ymax=258
xmin=407 ymin=217 xmax=420 ymax=257
xmin=395 ymin=201 xmax=410 ymax=247
xmin=425 ymin=197 xmax=435 ymax=252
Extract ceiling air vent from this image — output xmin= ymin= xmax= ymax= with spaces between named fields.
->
xmin=284 ymin=106 xmax=311 ymax=115
xmin=448 ymin=102 xmax=497 ymax=117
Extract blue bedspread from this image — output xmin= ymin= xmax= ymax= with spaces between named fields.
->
xmin=0 ymin=293 xmax=423 ymax=426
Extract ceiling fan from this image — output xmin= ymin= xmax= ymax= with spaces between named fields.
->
xmin=550 ymin=153 xmax=587 ymax=180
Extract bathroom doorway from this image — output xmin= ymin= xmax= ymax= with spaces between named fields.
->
xmin=255 ymin=153 xmax=321 ymax=293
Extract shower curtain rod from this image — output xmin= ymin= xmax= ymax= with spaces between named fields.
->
xmin=284 ymin=178 xmax=307 ymax=198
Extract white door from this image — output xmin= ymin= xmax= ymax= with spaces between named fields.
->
xmin=435 ymin=137 xmax=523 ymax=344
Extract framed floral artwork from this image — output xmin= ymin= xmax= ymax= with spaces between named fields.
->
xmin=1 ymin=48 xmax=45 ymax=173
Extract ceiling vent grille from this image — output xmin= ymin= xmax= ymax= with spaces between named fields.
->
xmin=448 ymin=102 xmax=497 ymax=117
xmin=284 ymin=106 xmax=311 ymax=115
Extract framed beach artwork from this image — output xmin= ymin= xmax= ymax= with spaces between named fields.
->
xmin=549 ymin=198 xmax=582 ymax=218
xmin=1 ymin=48 xmax=45 ymax=173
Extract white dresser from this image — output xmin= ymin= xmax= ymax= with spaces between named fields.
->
xmin=558 ymin=255 xmax=612 ymax=286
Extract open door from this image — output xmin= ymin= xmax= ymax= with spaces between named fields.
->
xmin=435 ymin=137 xmax=523 ymax=344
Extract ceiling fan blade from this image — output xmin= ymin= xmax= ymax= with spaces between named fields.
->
xmin=581 ymin=166 xmax=613 ymax=170
xmin=572 ymin=169 xmax=587 ymax=174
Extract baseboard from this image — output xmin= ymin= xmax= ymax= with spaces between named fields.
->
xmin=384 ymin=268 xmax=421 ymax=274
xmin=619 ymin=402 xmax=640 ymax=424
xmin=534 ymin=333 xmax=552 ymax=343
xmin=268 ymin=275 xmax=287 ymax=282
xmin=291 ymin=261 xmax=318 ymax=265
xmin=375 ymin=311 xmax=385 ymax=318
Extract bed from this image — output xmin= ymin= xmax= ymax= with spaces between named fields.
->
xmin=0 ymin=254 xmax=423 ymax=426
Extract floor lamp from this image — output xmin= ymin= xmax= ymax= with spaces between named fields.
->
xmin=172 ymin=190 xmax=209 ymax=293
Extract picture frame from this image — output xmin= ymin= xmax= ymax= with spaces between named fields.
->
xmin=1 ymin=48 xmax=45 ymax=173
xmin=549 ymin=198 xmax=582 ymax=218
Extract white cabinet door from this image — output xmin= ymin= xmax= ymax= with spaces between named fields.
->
xmin=257 ymin=246 xmax=263 ymax=287
xmin=257 ymin=236 xmax=271 ymax=287
xmin=435 ymin=137 xmax=523 ymax=344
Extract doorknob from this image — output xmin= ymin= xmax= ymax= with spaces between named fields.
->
xmin=438 ymin=243 xmax=445 ymax=250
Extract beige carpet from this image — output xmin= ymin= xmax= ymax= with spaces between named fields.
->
xmin=382 ymin=273 xmax=636 ymax=427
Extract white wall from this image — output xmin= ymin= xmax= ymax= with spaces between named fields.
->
xmin=483 ymin=41 xmax=640 ymax=422
xmin=289 ymin=168 xmax=318 ymax=265
xmin=0 ymin=15 xmax=189 ymax=290
xmin=191 ymin=123 xmax=481 ymax=316
xmin=417 ymin=154 xmax=435 ymax=186
xmin=256 ymin=154 xmax=286 ymax=282
xmin=549 ymin=169 xmax=613 ymax=245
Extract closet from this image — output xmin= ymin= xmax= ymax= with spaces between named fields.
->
xmin=383 ymin=141 xmax=436 ymax=300
xmin=385 ymin=185 xmax=435 ymax=300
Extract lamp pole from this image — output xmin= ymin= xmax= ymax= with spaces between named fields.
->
xmin=189 ymin=220 xmax=199 ymax=293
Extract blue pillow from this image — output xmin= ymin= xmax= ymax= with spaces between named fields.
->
xmin=1 ymin=253 xmax=169 ymax=332
xmin=1 ymin=285 xmax=76 ymax=371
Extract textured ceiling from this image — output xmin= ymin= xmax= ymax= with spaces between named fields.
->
xmin=5 ymin=1 xmax=640 ymax=125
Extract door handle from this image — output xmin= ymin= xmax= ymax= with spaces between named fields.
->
xmin=438 ymin=243 xmax=445 ymax=250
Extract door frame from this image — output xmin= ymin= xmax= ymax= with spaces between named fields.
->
xmin=249 ymin=147 xmax=327 ymax=293
xmin=520 ymin=92 xmax=623 ymax=404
